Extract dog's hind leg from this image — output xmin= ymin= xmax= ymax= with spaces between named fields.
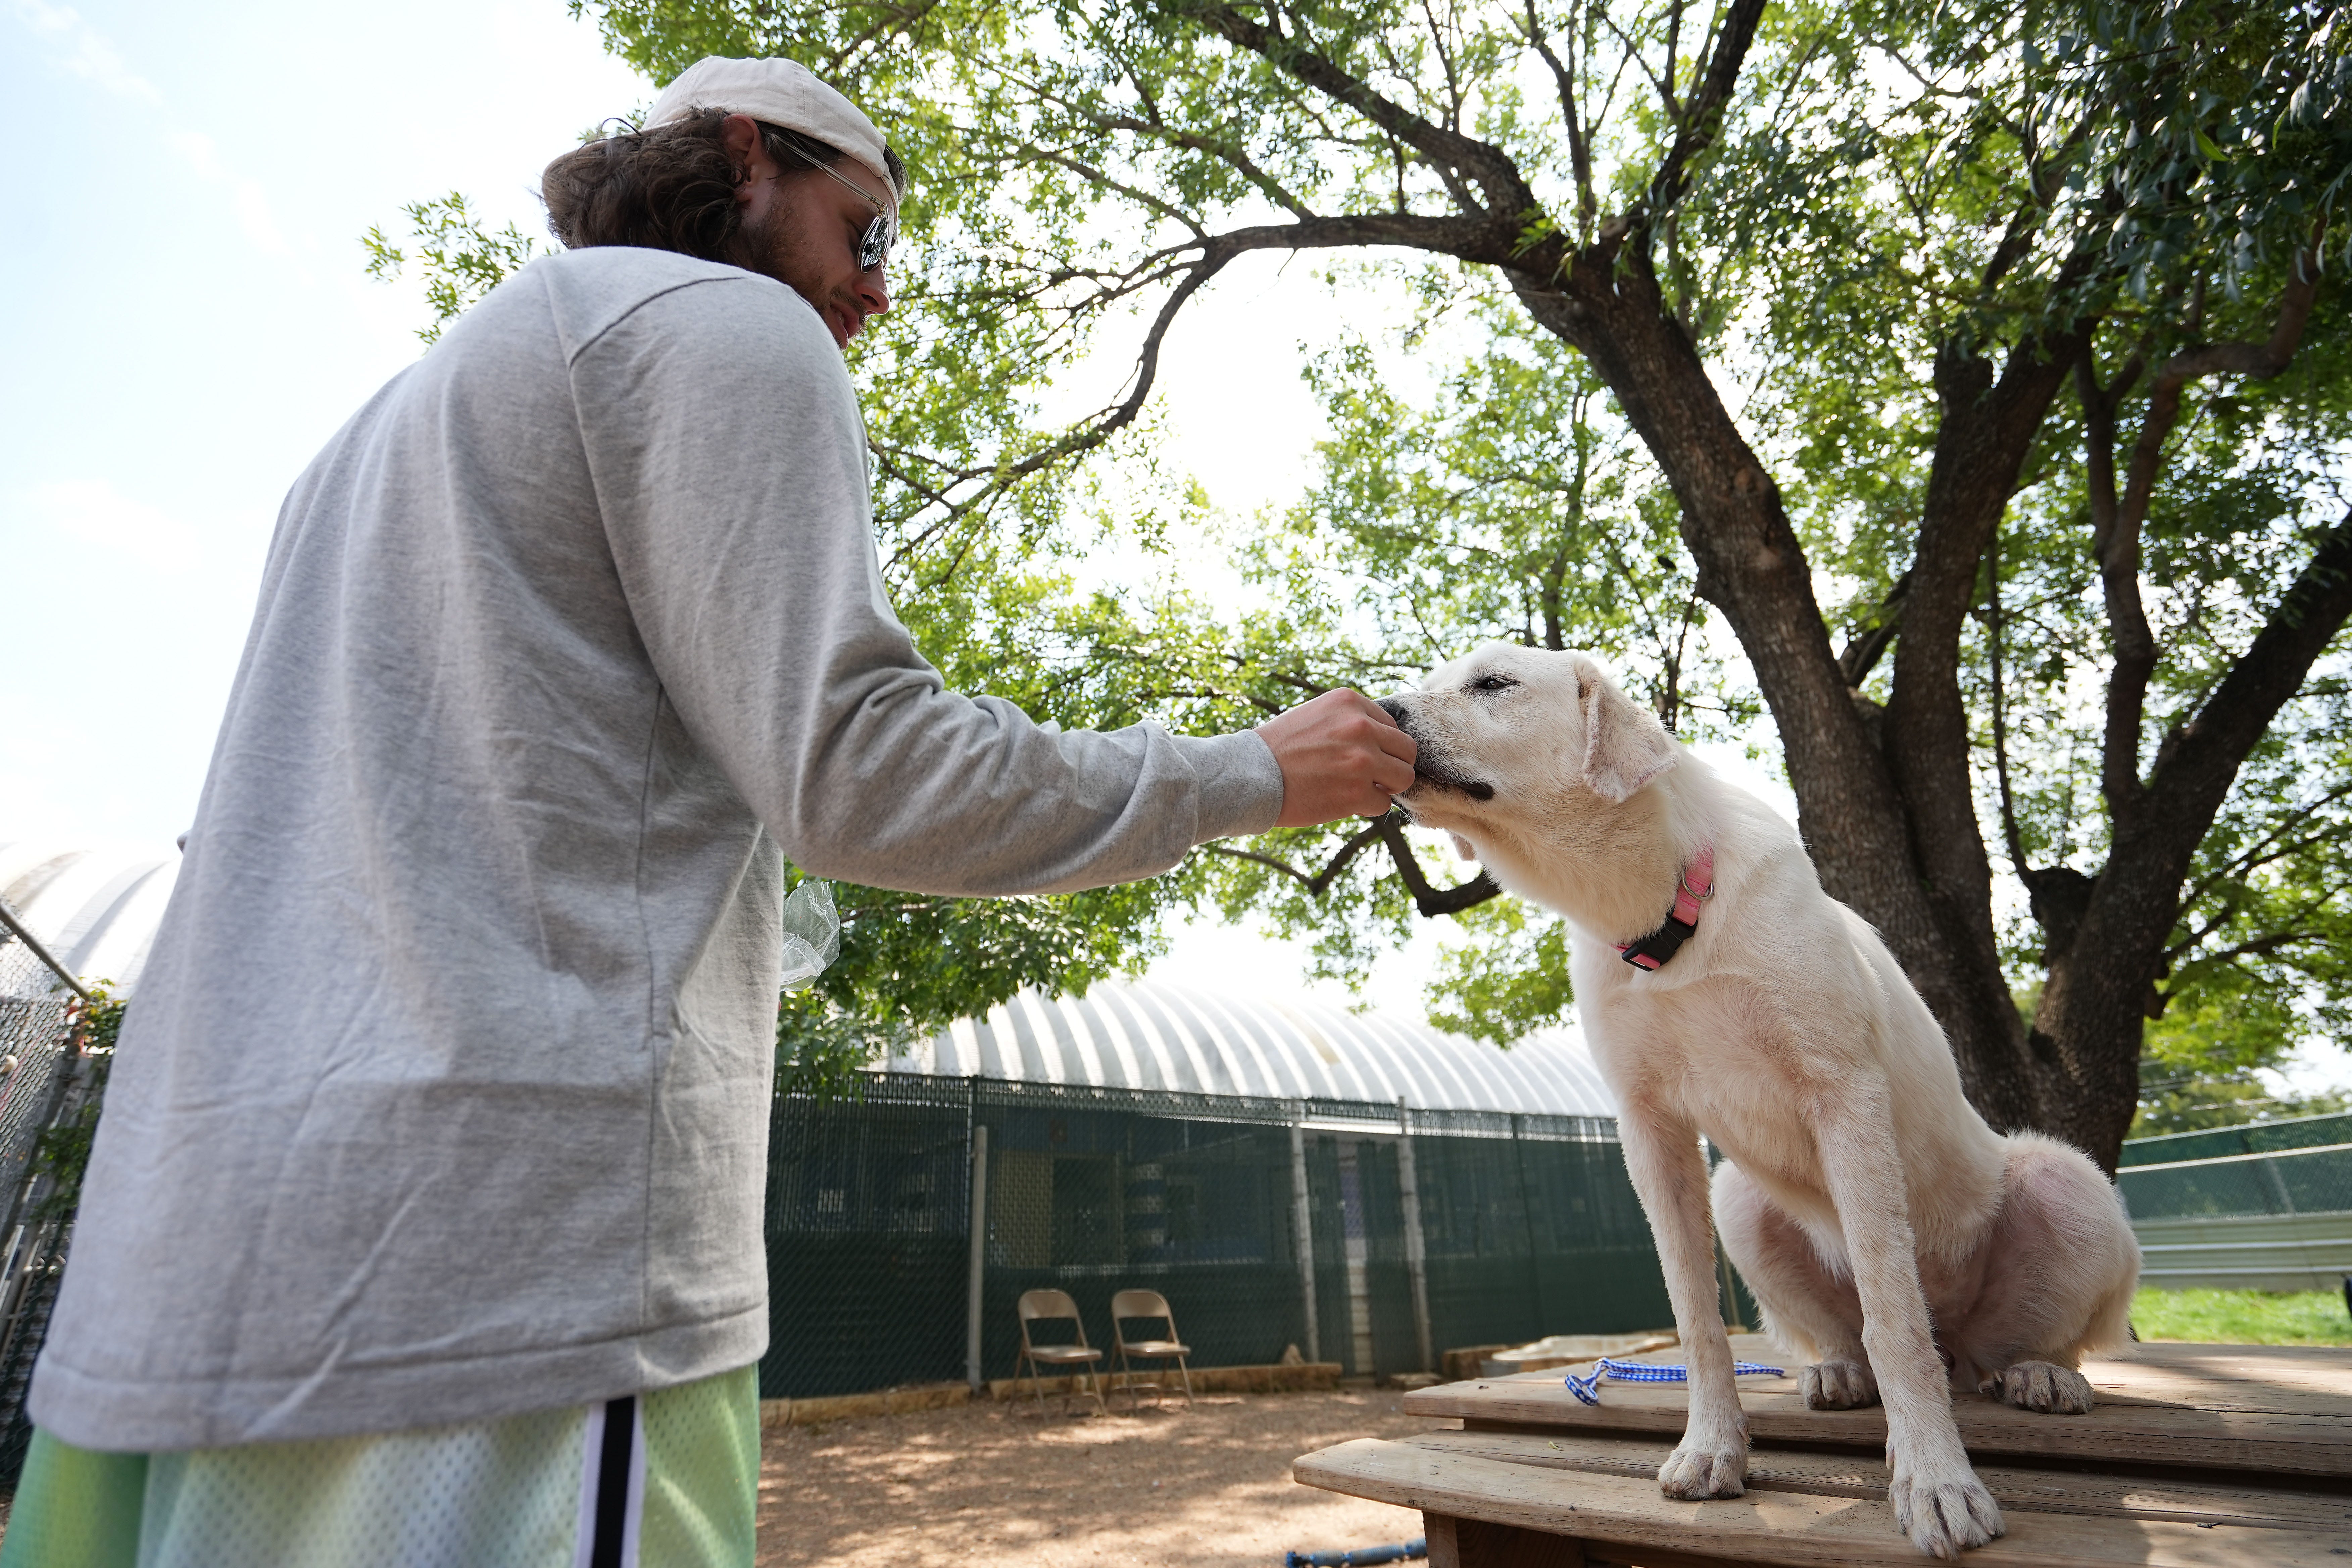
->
xmin=1712 ymin=1162 xmax=1878 ymax=1410
xmin=1946 ymin=1134 xmax=2139 ymax=1415
xmin=1619 ymin=1107 xmax=1749 ymax=1500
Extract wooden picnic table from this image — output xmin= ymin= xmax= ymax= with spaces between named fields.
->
xmin=1293 ymin=1334 xmax=2352 ymax=1566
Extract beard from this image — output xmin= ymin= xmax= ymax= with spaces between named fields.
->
xmin=728 ymin=203 xmax=859 ymax=343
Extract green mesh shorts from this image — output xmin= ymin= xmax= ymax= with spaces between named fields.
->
xmin=0 ymin=1364 xmax=758 ymax=1568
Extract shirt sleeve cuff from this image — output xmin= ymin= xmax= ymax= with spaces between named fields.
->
xmin=1174 ymin=729 xmax=1285 ymax=842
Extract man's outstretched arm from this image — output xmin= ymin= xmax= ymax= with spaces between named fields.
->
xmin=579 ymin=275 xmax=1414 ymax=893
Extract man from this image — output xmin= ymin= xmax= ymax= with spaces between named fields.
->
xmin=8 ymin=57 xmax=1414 ymax=1568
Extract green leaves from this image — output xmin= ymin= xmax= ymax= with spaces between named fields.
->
xmin=1427 ymin=898 xmax=1574 ymax=1044
xmin=776 ymin=874 xmax=1182 ymax=1099
xmin=362 ymin=194 xmax=544 ymax=345
xmin=31 ymin=984 xmax=124 ymax=1223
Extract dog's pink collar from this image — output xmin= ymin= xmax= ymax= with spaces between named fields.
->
xmin=1616 ymin=844 xmax=1715 ymax=972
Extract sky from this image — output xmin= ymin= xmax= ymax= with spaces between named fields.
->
xmin=2 ymin=0 xmax=641 ymax=842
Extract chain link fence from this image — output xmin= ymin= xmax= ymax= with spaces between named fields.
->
xmin=2119 ymin=1111 xmax=2352 ymax=1168
xmin=2117 ymin=1125 xmax=2352 ymax=1293
xmin=0 ymin=901 xmax=94 ymax=1490
xmin=2118 ymin=1143 xmax=2352 ymax=1222
xmin=760 ymin=1075 xmax=976 ymax=1400
xmin=759 ymin=1075 xmax=1668 ymax=1400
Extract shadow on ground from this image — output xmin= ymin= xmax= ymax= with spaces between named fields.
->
xmin=755 ymin=1389 xmax=1433 ymax=1567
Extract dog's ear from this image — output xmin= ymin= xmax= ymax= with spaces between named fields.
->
xmin=1449 ymin=833 xmax=1478 ymax=862
xmin=1574 ymin=658 xmax=1678 ymax=802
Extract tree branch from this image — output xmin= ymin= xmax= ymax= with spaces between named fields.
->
xmin=1374 ymin=811 xmax=1503 ymax=916
xmin=1984 ymin=530 xmax=2031 ymax=880
xmin=1203 ymin=814 xmax=1387 ymax=895
xmin=2173 ymin=779 xmax=2352 ymax=914
xmin=2076 ymin=347 xmax=2158 ymax=816
xmin=1521 ymin=0 xmax=1596 ymax=231
xmin=2144 ymin=504 xmax=2352 ymax=829
xmin=2095 ymin=245 xmax=2323 ymax=821
xmin=1638 ymin=0 xmax=1769 ymax=232
xmin=879 ymin=204 xmax=1514 ymax=570
xmin=1186 ymin=0 xmax=1532 ymax=210
xmin=1836 ymin=570 xmax=1911 ymax=689
xmin=1016 ymin=144 xmax=1210 ymax=236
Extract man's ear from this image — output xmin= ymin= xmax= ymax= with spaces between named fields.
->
xmin=1575 ymin=657 xmax=1677 ymax=802
xmin=719 ymin=113 xmax=780 ymax=195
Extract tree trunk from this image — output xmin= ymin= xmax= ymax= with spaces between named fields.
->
xmin=1881 ymin=334 xmax=2087 ymax=1134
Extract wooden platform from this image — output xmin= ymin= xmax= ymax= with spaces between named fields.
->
xmin=1292 ymin=1338 xmax=2352 ymax=1565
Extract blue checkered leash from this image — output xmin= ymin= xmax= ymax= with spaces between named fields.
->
xmin=1564 ymin=1356 xmax=1786 ymax=1406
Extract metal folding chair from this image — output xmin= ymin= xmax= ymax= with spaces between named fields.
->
xmin=1110 ymin=1288 xmax=1194 ymax=1409
xmin=1014 ymin=1288 xmax=1109 ymax=1415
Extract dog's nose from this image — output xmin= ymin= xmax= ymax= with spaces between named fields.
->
xmin=1376 ymin=697 xmax=1408 ymax=723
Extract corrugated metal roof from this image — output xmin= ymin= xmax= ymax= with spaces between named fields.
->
xmin=881 ymin=977 xmax=1618 ymax=1117
xmin=0 ymin=840 xmax=181 ymax=994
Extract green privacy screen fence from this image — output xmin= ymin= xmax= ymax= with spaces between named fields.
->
xmin=2117 ymin=1144 xmax=2352 ymax=1222
xmin=759 ymin=1075 xmax=1670 ymax=1400
xmin=2117 ymin=1110 xmax=2352 ymax=1222
xmin=2114 ymin=1116 xmax=2352 ymax=1292
xmin=2118 ymin=1111 xmax=2352 ymax=1169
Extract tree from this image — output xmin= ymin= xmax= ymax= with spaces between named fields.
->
xmin=543 ymin=0 xmax=2350 ymax=1167
xmin=381 ymin=2 xmax=2347 ymax=1150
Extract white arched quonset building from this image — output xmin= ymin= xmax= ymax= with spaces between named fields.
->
xmin=0 ymin=840 xmax=182 ymax=998
xmin=0 ymin=842 xmax=185 ymax=1210
xmin=883 ymin=978 xmax=1616 ymax=1118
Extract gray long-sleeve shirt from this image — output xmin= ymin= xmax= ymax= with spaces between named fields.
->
xmin=32 ymin=247 xmax=1283 ymax=1452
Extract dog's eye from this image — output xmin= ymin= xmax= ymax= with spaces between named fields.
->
xmin=1470 ymin=676 xmax=1516 ymax=693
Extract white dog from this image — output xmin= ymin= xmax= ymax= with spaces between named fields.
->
xmin=1381 ymin=644 xmax=2140 ymax=1560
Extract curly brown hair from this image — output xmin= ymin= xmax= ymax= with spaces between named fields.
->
xmin=540 ymin=108 xmax=903 ymax=260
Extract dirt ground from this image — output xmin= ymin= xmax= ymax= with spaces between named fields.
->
xmin=754 ymin=1387 xmax=1436 ymax=1567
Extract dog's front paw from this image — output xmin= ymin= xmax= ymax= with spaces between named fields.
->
xmin=1656 ymin=1437 xmax=1747 ymax=1500
xmin=1889 ymin=1463 xmax=2005 ymax=1558
xmin=1979 ymin=1360 xmax=2094 ymax=1413
xmin=1801 ymin=1358 xmax=1880 ymax=1410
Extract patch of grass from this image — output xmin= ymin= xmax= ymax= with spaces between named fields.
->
xmin=2131 ymin=1286 xmax=2352 ymax=1346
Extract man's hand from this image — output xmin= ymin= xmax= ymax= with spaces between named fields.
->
xmin=1258 ymin=690 xmax=1419 ymax=826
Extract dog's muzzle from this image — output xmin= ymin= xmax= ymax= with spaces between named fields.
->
xmin=1376 ymin=697 xmax=1494 ymax=802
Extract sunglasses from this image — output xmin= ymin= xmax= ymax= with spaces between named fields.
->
xmin=780 ymin=140 xmax=895 ymax=274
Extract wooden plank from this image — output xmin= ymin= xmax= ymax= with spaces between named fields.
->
xmin=1401 ymin=1345 xmax=2352 ymax=1479
xmin=1425 ymin=1512 xmax=1588 ymax=1568
xmin=1405 ymin=1383 xmax=2351 ymax=1480
xmin=2083 ymin=1344 xmax=2352 ymax=1414
xmin=1394 ymin=1429 xmax=2352 ymax=1534
xmin=1297 ymin=1438 xmax=2346 ymax=1567
xmin=1581 ymin=1546 xmax=1788 ymax=1568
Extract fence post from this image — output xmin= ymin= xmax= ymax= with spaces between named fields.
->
xmin=1290 ymin=1114 xmax=1320 ymax=1365
xmin=1394 ymin=1100 xmax=1434 ymax=1374
xmin=966 ymin=1122 xmax=988 ymax=1392
xmin=0 ymin=898 xmax=91 ymax=1004
xmin=1511 ymin=1113 xmax=1549 ymax=1330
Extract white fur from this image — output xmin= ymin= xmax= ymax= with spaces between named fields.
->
xmin=1384 ymin=645 xmax=2140 ymax=1560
